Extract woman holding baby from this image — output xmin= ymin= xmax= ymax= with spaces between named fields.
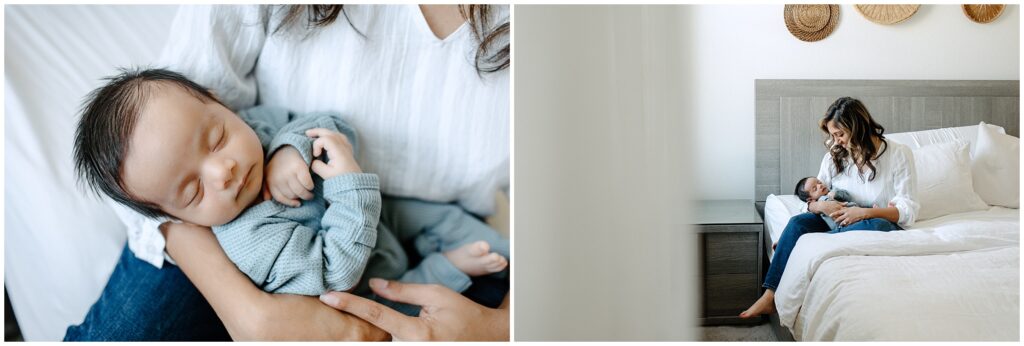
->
xmin=65 ymin=5 xmax=509 ymax=341
xmin=739 ymin=97 xmax=920 ymax=319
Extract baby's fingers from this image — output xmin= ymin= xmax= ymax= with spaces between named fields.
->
xmin=311 ymin=159 xmax=330 ymax=178
xmin=316 ymin=136 xmax=341 ymax=155
xmin=297 ymin=169 xmax=315 ymax=191
xmin=313 ymin=137 xmax=324 ymax=158
xmin=288 ymin=176 xmax=314 ymax=201
xmin=305 ymin=128 xmax=334 ymax=139
xmin=270 ymin=184 xmax=300 ymax=207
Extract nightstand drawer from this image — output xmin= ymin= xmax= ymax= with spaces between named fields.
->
xmin=701 ymin=229 xmax=759 ymax=275
xmin=704 ymin=273 xmax=759 ymax=317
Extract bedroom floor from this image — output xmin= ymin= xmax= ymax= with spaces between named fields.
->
xmin=701 ymin=322 xmax=778 ymax=341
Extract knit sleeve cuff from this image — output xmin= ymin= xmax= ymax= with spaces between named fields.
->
xmin=268 ymin=132 xmax=314 ymax=165
xmin=324 ymin=173 xmax=380 ymax=197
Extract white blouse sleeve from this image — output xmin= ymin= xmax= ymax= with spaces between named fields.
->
xmin=889 ymin=144 xmax=920 ymax=227
xmin=157 ymin=5 xmax=267 ymax=111
xmin=815 ymin=153 xmax=833 ymax=188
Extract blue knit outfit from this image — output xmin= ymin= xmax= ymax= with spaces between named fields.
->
xmin=213 ymin=106 xmax=509 ymax=316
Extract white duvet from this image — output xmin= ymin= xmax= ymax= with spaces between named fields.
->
xmin=775 ymin=213 xmax=1020 ymax=341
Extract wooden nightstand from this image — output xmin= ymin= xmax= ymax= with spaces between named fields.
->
xmin=695 ymin=199 xmax=764 ymax=326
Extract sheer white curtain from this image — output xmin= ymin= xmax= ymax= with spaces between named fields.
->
xmin=514 ymin=5 xmax=698 ymax=341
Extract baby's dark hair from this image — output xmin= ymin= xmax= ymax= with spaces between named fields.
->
xmin=73 ymin=67 xmax=224 ymax=219
xmin=794 ymin=177 xmax=813 ymax=202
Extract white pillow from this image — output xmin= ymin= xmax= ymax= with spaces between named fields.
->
xmin=913 ymin=140 xmax=989 ymax=221
xmin=887 ymin=124 xmax=1005 ymax=151
xmin=970 ymin=122 xmax=1020 ymax=208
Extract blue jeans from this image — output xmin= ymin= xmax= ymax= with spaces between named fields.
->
xmin=65 ymin=242 xmax=509 ymax=341
xmin=763 ymin=213 xmax=902 ymax=291
xmin=63 ymin=244 xmax=231 ymax=341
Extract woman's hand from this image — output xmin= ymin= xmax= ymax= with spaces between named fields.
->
xmin=829 ymin=206 xmax=872 ymax=227
xmin=162 ymin=222 xmax=389 ymax=341
xmin=809 ymin=200 xmax=844 ymax=216
xmin=318 ymin=278 xmax=510 ymax=341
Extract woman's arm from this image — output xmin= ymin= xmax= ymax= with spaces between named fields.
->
xmin=829 ymin=205 xmax=900 ymax=226
xmin=807 ymin=200 xmax=844 ymax=215
xmin=868 ymin=206 xmax=900 ymax=223
xmin=888 ymin=144 xmax=920 ymax=226
xmin=162 ymin=222 xmax=389 ymax=341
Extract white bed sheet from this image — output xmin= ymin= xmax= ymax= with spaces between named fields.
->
xmin=764 ymin=194 xmax=1020 ymax=260
xmin=769 ymin=203 xmax=1019 ymax=340
xmin=5 ymin=5 xmax=178 ymax=340
xmin=763 ymin=194 xmax=804 ymax=259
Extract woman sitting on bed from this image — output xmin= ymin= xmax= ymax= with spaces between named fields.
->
xmin=740 ymin=96 xmax=920 ymax=319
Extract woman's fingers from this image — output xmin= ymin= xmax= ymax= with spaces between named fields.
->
xmin=831 ymin=209 xmax=851 ymax=226
xmin=828 ymin=209 xmax=842 ymax=219
xmin=318 ymin=291 xmax=420 ymax=339
xmin=369 ymin=278 xmax=450 ymax=307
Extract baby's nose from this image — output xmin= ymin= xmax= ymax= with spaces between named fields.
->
xmin=205 ymin=158 xmax=237 ymax=189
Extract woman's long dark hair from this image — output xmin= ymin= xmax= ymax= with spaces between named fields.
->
xmin=276 ymin=5 xmax=509 ymax=74
xmin=820 ymin=97 xmax=888 ymax=181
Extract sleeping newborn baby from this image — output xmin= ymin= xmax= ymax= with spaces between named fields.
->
xmin=73 ymin=68 xmax=509 ymax=316
xmin=795 ymin=176 xmax=860 ymax=231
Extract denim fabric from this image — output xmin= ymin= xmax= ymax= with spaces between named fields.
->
xmin=63 ymin=244 xmax=230 ymax=341
xmin=829 ymin=217 xmax=903 ymax=233
xmin=763 ymin=213 xmax=902 ymax=291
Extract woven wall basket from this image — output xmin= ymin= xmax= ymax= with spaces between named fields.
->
xmin=784 ymin=4 xmax=840 ymax=42
xmin=855 ymin=4 xmax=920 ymax=25
xmin=963 ymin=4 xmax=1005 ymax=23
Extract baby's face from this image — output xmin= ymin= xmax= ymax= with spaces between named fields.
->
xmin=122 ymin=83 xmax=264 ymax=227
xmin=803 ymin=177 xmax=829 ymax=201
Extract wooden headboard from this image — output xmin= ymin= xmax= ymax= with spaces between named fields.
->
xmin=754 ymin=79 xmax=1020 ymax=201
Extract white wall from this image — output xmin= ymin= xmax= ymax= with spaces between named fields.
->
xmin=515 ymin=5 xmax=697 ymax=341
xmin=689 ymin=4 xmax=1020 ymax=200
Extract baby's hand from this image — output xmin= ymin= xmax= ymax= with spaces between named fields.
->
xmin=264 ymin=146 xmax=314 ymax=207
xmin=306 ymin=128 xmax=362 ymax=179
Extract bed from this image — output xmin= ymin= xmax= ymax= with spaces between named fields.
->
xmin=755 ymin=79 xmax=1020 ymax=341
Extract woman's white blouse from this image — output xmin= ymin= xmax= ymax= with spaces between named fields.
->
xmin=815 ymin=140 xmax=920 ymax=227
xmin=127 ymin=5 xmax=509 ymax=268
